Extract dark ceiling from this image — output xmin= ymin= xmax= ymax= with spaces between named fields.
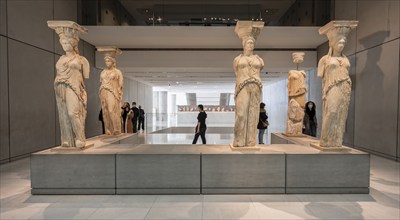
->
xmin=119 ymin=0 xmax=297 ymax=26
xmin=80 ymin=0 xmax=332 ymax=26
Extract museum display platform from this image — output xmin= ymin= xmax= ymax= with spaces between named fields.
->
xmin=271 ymin=132 xmax=320 ymax=146
xmin=31 ymin=133 xmax=370 ymax=195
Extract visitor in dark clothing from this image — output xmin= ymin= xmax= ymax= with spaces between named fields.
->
xmin=192 ymin=104 xmax=207 ymax=144
xmin=99 ymin=109 xmax=105 ymax=134
xmin=138 ymin=105 xmax=145 ymax=131
xmin=303 ymin=101 xmax=318 ymax=137
xmin=131 ymin=102 xmax=139 ymax=133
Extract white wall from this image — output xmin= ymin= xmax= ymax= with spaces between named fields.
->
xmin=122 ymin=77 xmax=153 ymax=114
xmin=262 ymin=79 xmax=288 ymax=134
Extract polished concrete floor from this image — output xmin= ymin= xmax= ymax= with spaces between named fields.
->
xmin=1 ymin=133 xmax=399 ymax=220
xmin=128 ymin=131 xmax=269 ymax=145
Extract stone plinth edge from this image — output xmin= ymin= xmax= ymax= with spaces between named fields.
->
xmin=51 ymin=143 xmax=94 ymax=152
xmin=310 ymin=142 xmax=352 ymax=152
xmin=229 ymin=144 xmax=261 ymax=151
xmin=282 ymin=133 xmax=307 ymax=137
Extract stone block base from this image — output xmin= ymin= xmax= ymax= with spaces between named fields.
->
xmin=310 ymin=142 xmax=352 ymax=152
xmin=229 ymin=144 xmax=261 ymax=151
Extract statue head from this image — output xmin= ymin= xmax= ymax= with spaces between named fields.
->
xmin=319 ymin=20 xmax=358 ymax=55
xmin=48 ymin=21 xmax=87 ymax=54
xmin=292 ymin=52 xmax=305 ymax=64
xmin=97 ymin=47 xmax=122 ymax=70
xmin=235 ymin=20 xmax=264 ymax=51
xmin=104 ymin=56 xmax=116 ymax=69
xmin=242 ymin=37 xmax=256 ymax=53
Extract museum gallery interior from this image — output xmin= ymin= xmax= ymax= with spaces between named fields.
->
xmin=0 ymin=0 xmax=399 ymax=219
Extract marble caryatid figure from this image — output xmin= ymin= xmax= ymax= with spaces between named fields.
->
xmin=286 ymin=99 xmax=305 ymax=135
xmin=285 ymin=52 xmax=307 ymax=136
xmin=97 ymin=47 xmax=124 ymax=136
xmin=317 ymin=20 xmax=358 ymax=149
xmin=48 ymin=21 xmax=90 ymax=148
xmin=232 ymin=21 xmax=264 ymax=147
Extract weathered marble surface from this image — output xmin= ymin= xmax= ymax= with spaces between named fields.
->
xmin=286 ymin=99 xmax=305 ymax=136
xmin=285 ymin=52 xmax=307 ymax=136
xmin=97 ymin=47 xmax=124 ymax=136
xmin=48 ymin=20 xmax=89 ymax=148
xmin=292 ymin=52 xmax=305 ymax=65
xmin=318 ymin=20 xmax=358 ymax=148
xmin=232 ymin=21 xmax=264 ymax=147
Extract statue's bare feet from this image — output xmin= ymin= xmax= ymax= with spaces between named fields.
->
xmin=75 ymin=140 xmax=85 ymax=148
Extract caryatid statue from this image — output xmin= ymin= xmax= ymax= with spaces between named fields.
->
xmin=48 ymin=21 xmax=90 ymax=148
xmin=97 ymin=47 xmax=124 ymax=136
xmin=285 ymin=52 xmax=307 ymax=136
xmin=314 ymin=20 xmax=358 ymax=150
xmin=232 ymin=21 xmax=264 ymax=147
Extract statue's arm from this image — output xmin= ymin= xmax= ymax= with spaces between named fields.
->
xmin=258 ymin=55 xmax=264 ymax=70
xmin=317 ymin=56 xmax=326 ymax=78
xmin=117 ymin=69 xmax=124 ymax=100
xmin=81 ymin=56 xmax=90 ymax=79
xmin=233 ymin=55 xmax=240 ymax=75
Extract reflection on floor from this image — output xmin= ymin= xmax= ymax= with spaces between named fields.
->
xmin=1 ymin=133 xmax=399 ymax=219
xmin=133 ymin=133 xmax=236 ymax=145
xmin=124 ymin=131 xmax=270 ymax=145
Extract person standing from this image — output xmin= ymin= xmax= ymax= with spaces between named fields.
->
xmin=138 ymin=105 xmax=145 ymax=132
xmin=98 ymin=109 xmax=105 ymax=134
xmin=257 ymin=103 xmax=269 ymax=144
xmin=303 ymin=101 xmax=318 ymax=137
xmin=121 ymin=102 xmax=133 ymax=133
xmin=131 ymin=102 xmax=139 ymax=133
xmin=192 ymin=104 xmax=207 ymax=144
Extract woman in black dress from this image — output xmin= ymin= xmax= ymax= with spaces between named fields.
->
xmin=303 ymin=101 xmax=318 ymax=137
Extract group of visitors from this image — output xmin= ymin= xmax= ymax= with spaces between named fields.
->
xmin=121 ymin=102 xmax=146 ymax=133
xmin=99 ymin=101 xmax=146 ymax=134
xmin=191 ymin=101 xmax=318 ymax=145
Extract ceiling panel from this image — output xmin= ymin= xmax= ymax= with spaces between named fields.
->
xmin=119 ymin=0 xmax=296 ymax=25
xmin=85 ymin=25 xmax=323 ymax=92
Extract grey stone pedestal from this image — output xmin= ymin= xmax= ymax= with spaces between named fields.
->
xmin=31 ymin=135 xmax=370 ymax=194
